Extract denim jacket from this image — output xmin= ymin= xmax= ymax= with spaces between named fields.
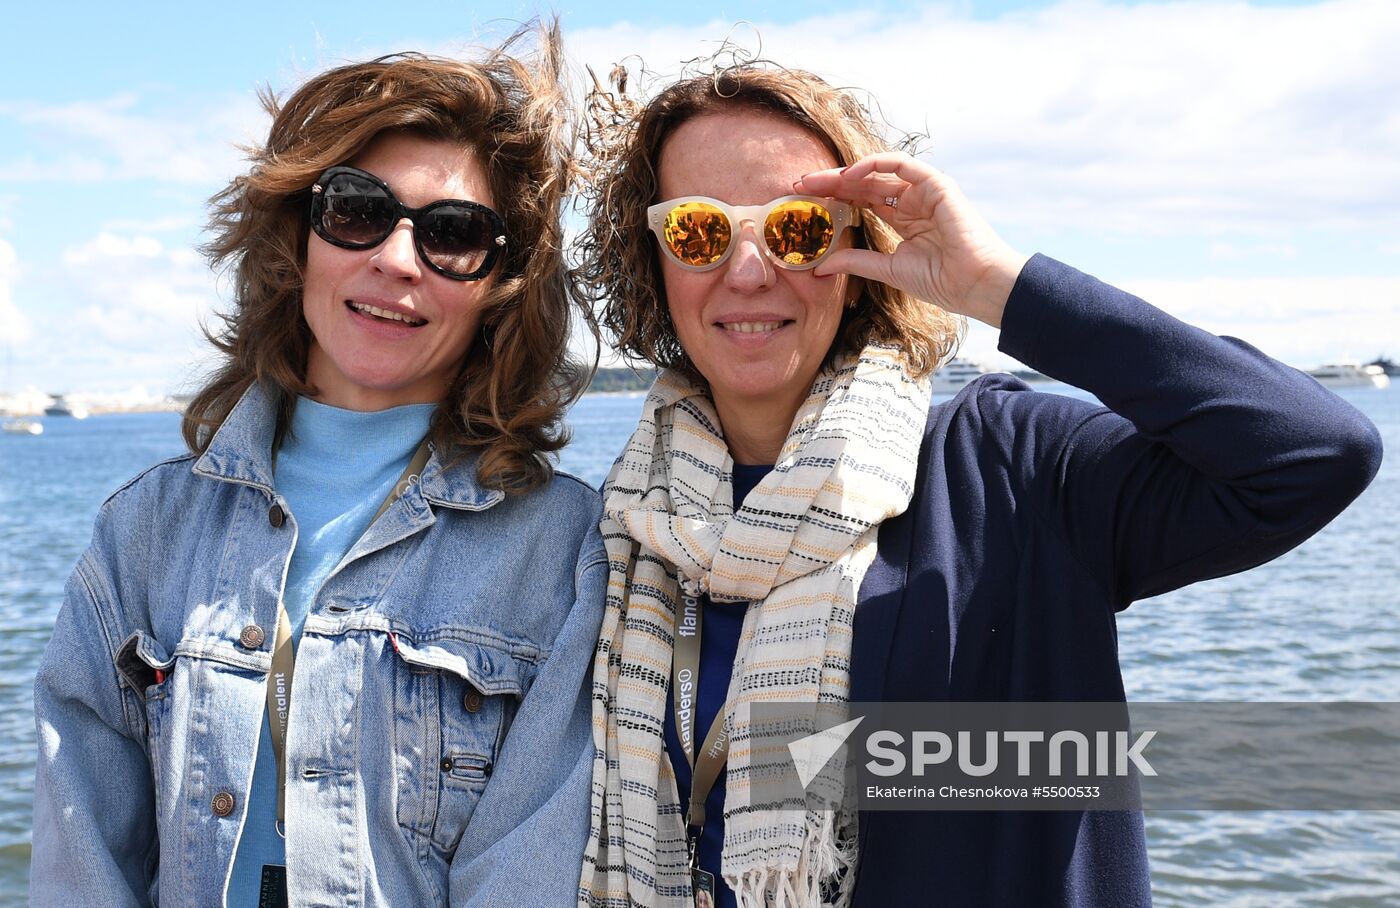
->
xmin=31 ymin=384 xmax=608 ymax=907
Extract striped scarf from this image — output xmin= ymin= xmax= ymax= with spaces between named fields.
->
xmin=580 ymin=346 xmax=931 ymax=907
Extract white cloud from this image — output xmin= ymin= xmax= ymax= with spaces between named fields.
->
xmin=570 ymin=0 xmax=1400 ymax=236
xmin=27 ymin=231 xmax=221 ymax=393
xmin=0 ymin=93 xmax=264 ymax=185
xmin=1121 ymin=275 xmax=1400 ymax=365
xmin=958 ymin=273 xmax=1400 ymax=371
xmin=1208 ymin=241 xmax=1298 ymax=262
xmin=0 ymin=238 xmax=32 ymax=345
xmin=63 ymin=233 xmax=165 ymax=265
xmin=0 ymin=153 xmax=111 ymax=183
xmin=98 ymin=215 xmax=200 ymax=234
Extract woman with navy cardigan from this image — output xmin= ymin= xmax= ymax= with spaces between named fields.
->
xmin=573 ymin=64 xmax=1382 ymax=908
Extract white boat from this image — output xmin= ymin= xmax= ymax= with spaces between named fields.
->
xmin=1307 ymin=362 xmax=1391 ymax=390
xmin=43 ymin=394 xmax=89 ymax=418
xmin=2 ymin=418 xmax=43 ymax=435
xmin=932 ymin=357 xmax=990 ymax=394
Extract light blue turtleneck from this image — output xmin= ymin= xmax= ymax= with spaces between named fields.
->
xmin=227 ymin=396 xmax=434 ymax=907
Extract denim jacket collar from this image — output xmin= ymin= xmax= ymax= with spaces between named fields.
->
xmin=192 ymin=382 xmax=505 ymax=511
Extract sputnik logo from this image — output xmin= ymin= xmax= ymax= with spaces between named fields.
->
xmin=788 ymin=717 xmax=865 ymax=790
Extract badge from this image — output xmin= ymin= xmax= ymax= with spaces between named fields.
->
xmin=258 ymin=864 xmax=288 ymax=908
xmin=691 ymin=867 xmax=716 ymax=908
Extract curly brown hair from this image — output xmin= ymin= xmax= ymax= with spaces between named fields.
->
xmin=184 ymin=21 xmax=592 ymax=494
xmin=571 ymin=62 xmax=961 ymax=381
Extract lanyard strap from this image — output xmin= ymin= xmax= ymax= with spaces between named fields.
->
xmin=671 ymin=591 xmax=731 ymax=836
xmin=267 ymin=605 xmax=295 ymax=832
xmin=265 ymin=439 xmax=431 ymax=832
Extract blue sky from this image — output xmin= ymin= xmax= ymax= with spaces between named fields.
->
xmin=2 ymin=0 xmax=1396 ymax=397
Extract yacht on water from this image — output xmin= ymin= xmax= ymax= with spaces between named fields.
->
xmin=1365 ymin=356 xmax=1398 ymax=377
xmin=1307 ymin=362 xmax=1391 ymax=390
xmin=932 ymin=357 xmax=991 ymax=394
xmin=2 ymin=418 xmax=43 ymax=435
xmin=43 ymin=394 xmax=89 ymax=419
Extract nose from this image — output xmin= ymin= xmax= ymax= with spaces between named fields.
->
xmin=369 ymin=219 xmax=422 ymax=281
xmin=722 ymin=220 xmax=773 ymax=293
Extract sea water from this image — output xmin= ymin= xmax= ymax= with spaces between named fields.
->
xmin=1 ymin=385 xmax=1395 ymax=906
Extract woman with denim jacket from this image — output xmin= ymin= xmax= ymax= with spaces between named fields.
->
xmin=572 ymin=65 xmax=1382 ymax=907
xmin=31 ymin=23 xmax=606 ymax=907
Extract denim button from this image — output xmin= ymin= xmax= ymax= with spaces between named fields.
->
xmin=268 ymin=504 xmax=286 ymax=528
xmin=463 ymin=689 xmax=483 ymax=713
xmin=238 ymin=625 xmax=266 ymax=649
xmin=211 ymin=791 xmax=236 ymax=817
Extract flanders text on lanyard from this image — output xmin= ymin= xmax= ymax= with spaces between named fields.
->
xmin=264 ymin=439 xmax=431 ymax=836
xmin=672 ymin=589 xmax=732 ymax=900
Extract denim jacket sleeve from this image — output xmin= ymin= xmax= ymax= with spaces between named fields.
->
xmin=445 ymin=518 xmax=609 ymax=907
xmin=32 ymin=539 xmax=156 ymax=907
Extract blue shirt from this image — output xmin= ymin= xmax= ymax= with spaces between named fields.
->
xmin=229 ymin=398 xmax=433 ymax=905
xmin=664 ymin=462 xmax=771 ymax=908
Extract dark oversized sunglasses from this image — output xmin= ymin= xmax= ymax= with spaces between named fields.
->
xmin=646 ymin=195 xmax=859 ymax=271
xmin=309 ymin=165 xmax=507 ymax=281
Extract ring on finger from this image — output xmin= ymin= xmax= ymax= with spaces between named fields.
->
xmin=883 ymin=194 xmax=901 ymax=209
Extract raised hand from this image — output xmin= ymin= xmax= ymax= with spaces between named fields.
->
xmin=794 ymin=152 xmax=1029 ymax=328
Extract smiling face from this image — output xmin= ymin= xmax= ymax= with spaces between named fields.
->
xmin=655 ymin=108 xmax=853 ymax=451
xmin=302 ymin=131 xmax=495 ymax=411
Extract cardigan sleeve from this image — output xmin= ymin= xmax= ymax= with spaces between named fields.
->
xmin=984 ymin=254 xmax=1382 ymax=608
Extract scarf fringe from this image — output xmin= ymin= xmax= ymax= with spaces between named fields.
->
xmin=727 ymin=809 xmax=859 ymax=908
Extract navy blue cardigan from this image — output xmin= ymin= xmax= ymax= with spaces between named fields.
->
xmin=848 ymin=255 xmax=1382 ymax=906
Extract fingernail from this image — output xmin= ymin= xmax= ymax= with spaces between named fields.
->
xmin=839 ymin=165 xmax=852 ymax=175
xmin=792 ymin=180 xmax=802 ymax=192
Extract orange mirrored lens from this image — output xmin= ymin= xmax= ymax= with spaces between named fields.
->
xmin=661 ymin=201 xmax=731 ymax=267
xmin=764 ymin=200 xmax=835 ymax=266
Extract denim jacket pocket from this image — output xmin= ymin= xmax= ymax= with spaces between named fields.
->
xmin=388 ymin=633 xmax=531 ymax=854
xmin=115 ymin=630 xmax=176 ymax=699
xmin=113 ymin=631 xmax=176 ymax=800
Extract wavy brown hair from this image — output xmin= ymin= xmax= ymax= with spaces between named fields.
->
xmin=571 ymin=63 xmax=961 ymax=381
xmin=185 ymin=22 xmax=591 ymax=494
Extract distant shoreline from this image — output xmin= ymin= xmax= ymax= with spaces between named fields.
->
xmin=0 ymin=376 xmax=1107 ymax=417
xmin=1 ymin=368 xmax=664 ymax=417
xmin=13 ymin=363 xmax=1390 ymax=419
